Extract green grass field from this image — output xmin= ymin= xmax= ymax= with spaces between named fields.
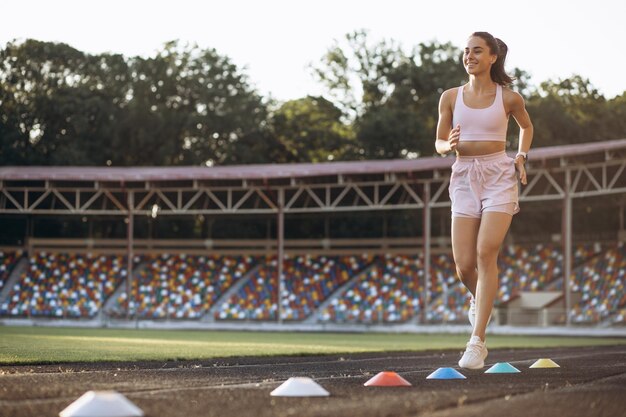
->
xmin=1 ymin=326 xmax=625 ymax=365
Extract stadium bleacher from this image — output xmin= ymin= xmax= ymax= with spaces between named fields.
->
xmin=497 ymin=244 xmax=562 ymax=303
xmin=318 ymin=254 xmax=423 ymax=324
xmin=0 ymin=252 xmax=125 ymax=318
xmin=613 ymin=308 xmax=626 ymax=324
xmin=570 ymin=242 xmax=625 ymax=324
xmin=216 ymin=254 xmax=372 ymax=321
xmin=280 ymin=254 xmax=372 ymax=321
xmin=0 ymin=250 xmax=22 ymax=293
xmin=214 ymin=255 xmax=277 ymax=320
xmin=109 ymin=254 xmax=257 ymax=319
xmin=427 ymin=252 xmax=467 ymax=322
xmin=0 ymin=243 xmax=623 ymax=325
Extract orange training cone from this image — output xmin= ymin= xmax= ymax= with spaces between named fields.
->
xmin=364 ymin=371 xmax=412 ymax=387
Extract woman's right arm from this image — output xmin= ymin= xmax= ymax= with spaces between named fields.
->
xmin=435 ymin=89 xmax=459 ymax=155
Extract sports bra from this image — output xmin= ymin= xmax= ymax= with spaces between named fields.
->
xmin=452 ymin=84 xmax=508 ymax=142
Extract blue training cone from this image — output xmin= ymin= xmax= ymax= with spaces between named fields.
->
xmin=485 ymin=362 xmax=521 ymax=374
xmin=426 ymin=367 xmax=466 ymax=379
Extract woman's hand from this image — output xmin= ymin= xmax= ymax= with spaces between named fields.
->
xmin=514 ymin=154 xmax=527 ymax=185
xmin=447 ymin=124 xmax=460 ymax=153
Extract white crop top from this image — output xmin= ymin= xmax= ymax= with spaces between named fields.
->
xmin=452 ymin=84 xmax=508 ymax=142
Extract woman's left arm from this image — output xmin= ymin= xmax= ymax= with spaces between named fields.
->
xmin=507 ymin=91 xmax=533 ymax=185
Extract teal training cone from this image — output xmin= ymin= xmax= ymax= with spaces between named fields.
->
xmin=426 ymin=367 xmax=466 ymax=380
xmin=485 ymin=362 xmax=521 ymax=374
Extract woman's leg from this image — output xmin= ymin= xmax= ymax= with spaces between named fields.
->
xmin=472 ymin=211 xmax=513 ymax=341
xmin=451 ymin=216 xmax=480 ymax=295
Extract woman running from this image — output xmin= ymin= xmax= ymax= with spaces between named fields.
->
xmin=434 ymin=32 xmax=534 ymax=369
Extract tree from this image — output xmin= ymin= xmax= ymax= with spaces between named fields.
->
xmin=268 ymin=96 xmax=355 ymax=162
xmin=605 ymin=93 xmax=626 ymax=140
xmin=311 ymin=31 xmax=467 ymax=158
xmin=0 ymin=40 xmax=127 ymax=165
xmin=311 ymin=30 xmax=406 ymax=120
xmin=106 ymin=41 xmax=271 ymax=166
xmin=0 ymin=39 xmax=270 ymax=166
xmin=525 ymin=75 xmax=608 ymax=146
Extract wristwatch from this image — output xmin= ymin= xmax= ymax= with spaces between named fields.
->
xmin=516 ymin=152 xmax=528 ymax=163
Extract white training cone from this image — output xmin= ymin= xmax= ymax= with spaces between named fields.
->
xmin=270 ymin=377 xmax=330 ymax=397
xmin=59 ymin=390 xmax=144 ymax=417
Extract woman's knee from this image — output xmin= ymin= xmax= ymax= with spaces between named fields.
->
xmin=477 ymin=245 xmax=499 ymax=265
xmin=455 ymin=261 xmax=476 ymax=280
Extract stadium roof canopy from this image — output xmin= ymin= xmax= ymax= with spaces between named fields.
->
xmin=0 ymin=138 xmax=624 ymax=220
xmin=2 ymin=138 xmax=626 ymax=182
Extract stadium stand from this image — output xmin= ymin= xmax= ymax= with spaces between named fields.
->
xmin=318 ymin=254 xmax=423 ymax=324
xmin=0 ymin=250 xmax=22 ymax=293
xmin=0 ymin=242 xmax=623 ymax=325
xmin=109 ymin=254 xmax=257 ymax=319
xmin=280 ymin=254 xmax=371 ymax=321
xmin=613 ymin=308 xmax=626 ymax=324
xmin=550 ymin=242 xmax=607 ymax=293
xmin=497 ymin=244 xmax=563 ymax=304
xmin=427 ymin=252 xmax=467 ymax=322
xmin=0 ymin=252 xmax=125 ymax=318
xmin=215 ymin=255 xmax=277 ymax=320
xmin=570 ymin=242 xmax=626 ymax=324
xmin=216 ymin=254 xmax=371 ymax=321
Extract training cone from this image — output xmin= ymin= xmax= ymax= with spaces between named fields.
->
xmin=485 ymin=362 xmax=521 ymax=374
xmin=530 ymin=358 xmax=560 ymax=368
xmin=364 ymin=371 xmax=412 ymax=387
xmin=59 ymin=391 xmax=144 ymax=417
xmin=426 ymin=368 xmax=466 ymax=380
xmin=270 ymin=377 xmax=330 ymax=397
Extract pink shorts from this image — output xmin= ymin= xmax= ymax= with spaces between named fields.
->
xmin=449 ymin=151 xmax=520 ymax=218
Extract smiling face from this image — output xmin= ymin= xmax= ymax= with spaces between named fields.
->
xmin=463 ymin=36 xmax=497 ymax=76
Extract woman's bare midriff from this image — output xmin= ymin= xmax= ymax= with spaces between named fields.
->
xmin=456 ymin=141 xmax=506 ymax=156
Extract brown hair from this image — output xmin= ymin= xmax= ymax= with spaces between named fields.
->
xmin=470 ymin=32 xmax=515 ymax=86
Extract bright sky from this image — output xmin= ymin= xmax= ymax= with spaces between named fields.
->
xmin=2 ymin=0 xmax=625 ymax=101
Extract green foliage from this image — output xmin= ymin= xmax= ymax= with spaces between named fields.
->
xmin=354 ymin=39 xmax=467 ymax=158
xmin=0 ymin=39 xmax=269 ymax=166
xmin=0 ymin=40 xmax=127 ymax=165
xmin=1 ymin=36 xmax=624 ymax=167
xmin=313 ymin=32 xmax=625 ymax=156
xmin=312 ymin=31 xmax=466 ymax=158
xmin=605 ymin=93 xmax=626 ymax=138
xmin=526 ymin=75 xmax=613 ymax=145
xmin=269 ymin=96 xmax=355 ymax=162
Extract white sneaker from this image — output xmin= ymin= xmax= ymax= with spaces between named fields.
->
xmin=458 ymin=336 xmax=488 ymax=369
xmin=468 ymin=296 xmax=491 ymax=328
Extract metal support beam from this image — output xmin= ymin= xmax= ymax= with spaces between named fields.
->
xmin=562 ymin=170 xmax=572 ymax=326
xmin=126 ymin=191 xmax=134 ymax=320
xmin=1 ymin=158 xmax=625 ymax=216
xmin=277 ymin=189 xmax=285 ymax=324
xmin=618 ymin=195 xmax=626 ymax=232
xmin=422 ymin=183 xmax=431 ymax=324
